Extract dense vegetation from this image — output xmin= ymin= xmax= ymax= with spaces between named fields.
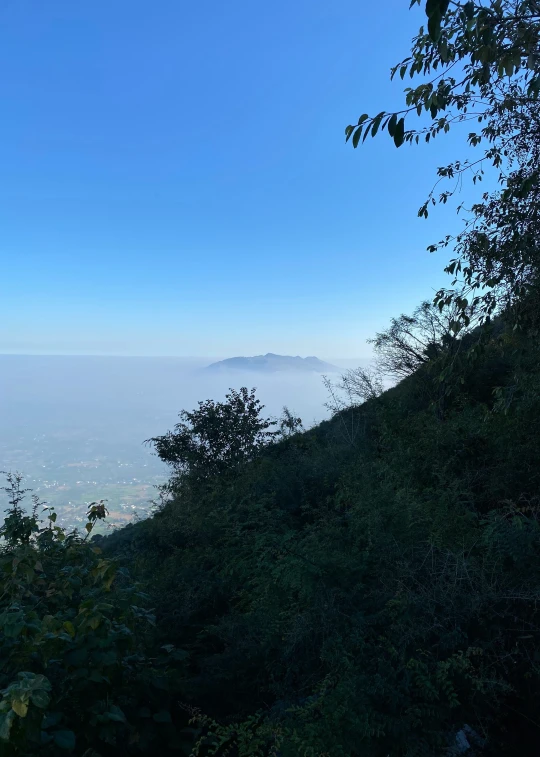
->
xmin=0 ymin=476 xmax=194 ymax=756
xmin=3 ymin=0 xmax=540 ymax=754
xmin=102 ymin=315 xmax=540 ymax=756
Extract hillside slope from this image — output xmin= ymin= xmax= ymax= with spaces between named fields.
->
xmin=104 ymin=322 xmax=540 ymax=756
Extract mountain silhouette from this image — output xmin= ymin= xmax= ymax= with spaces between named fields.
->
xmin=205 ymin=353 xmax=340 ymax=374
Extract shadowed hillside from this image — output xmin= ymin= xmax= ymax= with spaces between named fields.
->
xmin=101 ymin=317 xmax=540 ymax=756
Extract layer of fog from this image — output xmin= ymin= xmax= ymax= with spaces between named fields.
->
xmin=0 ymin=355 xmax=370 ymax=481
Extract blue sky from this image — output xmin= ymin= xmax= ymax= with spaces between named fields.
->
xmin=0 ymin=0 xmax=477 ymax=357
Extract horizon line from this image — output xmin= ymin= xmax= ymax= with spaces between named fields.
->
xmin=0 ymin=352 xmax=370 ymax=360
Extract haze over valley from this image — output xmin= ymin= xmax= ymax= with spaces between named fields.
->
xmin=0 ymin=354 xmax=362 ymax=531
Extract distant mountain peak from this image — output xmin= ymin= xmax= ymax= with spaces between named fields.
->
xmin=205 ymin=354 xmax=339 ymax=374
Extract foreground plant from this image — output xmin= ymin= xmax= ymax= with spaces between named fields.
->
xmin=347 ymin=0 xmax=540 ymax=328
xmin=0 ymin=472 xmax=187 ymax=756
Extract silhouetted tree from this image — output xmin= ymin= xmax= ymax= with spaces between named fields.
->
xmin=148 ymin=387 xmax=278 ymax=482
xmin=369 ymin=301 xmax=469 ymax=380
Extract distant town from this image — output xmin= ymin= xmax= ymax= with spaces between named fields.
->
xmin=1 ymin=438 xmax=167 ymax=533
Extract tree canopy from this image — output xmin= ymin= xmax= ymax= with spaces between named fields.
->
xmin=148 ymin=387 xmax=278 ymax=483
xmin=347 ymin=0 xmax=540 ymax=326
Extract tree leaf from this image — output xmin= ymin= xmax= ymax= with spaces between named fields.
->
xmin=371 ymin=116 xmax=383 ymax=137
xmin=362 ymin=123 xmax=372 ymax=143
xmin=53 ymin=730 xmax=76 ymax=750
xmin=394 ymin=118 xmax=405 ymax=147
xmin=30 ymin=689 xmax=50 ymax=709
xmin=428 ymin=13 xmax=442 ymax=43
xmin=0 ymin=711 xmax=15 ymax=742
xmin=153 ymin=709 xmax=172 ymax=723
xmin=439 ymin=38 xmax=449 ymax=62
xmin=105 ymin=705 xmax=127 ymax=723
xmin=351 ymin=126 xmax=363 ymax=148
xmin=4 ymin=622 xmax=24 ymax=638
xmin=63 ymin=647 xmax=88 ymax=667
xmin=463 ymin=1 xmax=474 ymax=19
xmin=387 ymin=113 xmax=398 ymax=137
xmin=12 ymin=699 xmax=28 ymax=718
xmin=42 ymin=712 xmax=63 ymax=729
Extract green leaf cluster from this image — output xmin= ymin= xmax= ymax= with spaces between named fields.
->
xmin=0 ymin=483 xmax=191 ymax=756
xmin=346 ymin=0 xmax=540 ymax=328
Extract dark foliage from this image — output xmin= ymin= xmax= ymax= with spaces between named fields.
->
xmin=0 ymin=474 xmax=192 ymax=756
xmin=102 ymin=321 xmax=540 ymax=756
xmin=147 ymin=387 xmax=278 ymax=484
xmin=347 ymin=0 xmax=540 ymax=327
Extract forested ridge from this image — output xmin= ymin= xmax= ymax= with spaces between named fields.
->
xmin=3 ymin=1 xmax=540 ymax=754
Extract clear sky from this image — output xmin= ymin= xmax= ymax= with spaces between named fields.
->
xmin=0 ymin=0 xmax=476 ymax=357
